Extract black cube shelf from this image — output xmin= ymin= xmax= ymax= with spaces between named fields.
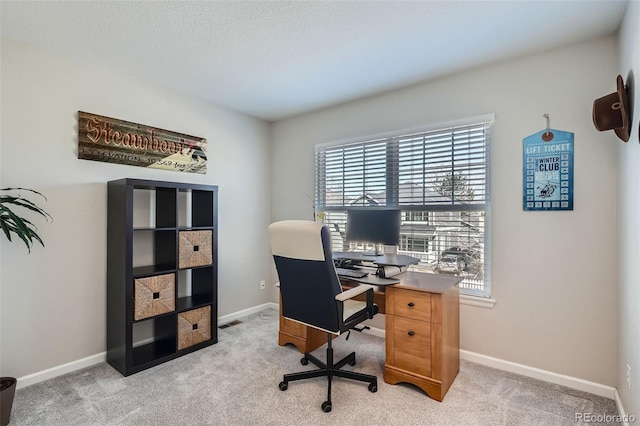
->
xmin=107 ymin=178 xmax=218 ymax=376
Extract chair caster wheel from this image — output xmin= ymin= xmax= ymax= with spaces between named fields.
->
xmin=279 ymin=381 xmax=288 ymax=391
xmin=321 ymin=401 xmax=332 ymax=412
xmin=368 ymin=383 xmax=377 ymax=393
xmin=300 ymin=357 xmax=309 ymax=366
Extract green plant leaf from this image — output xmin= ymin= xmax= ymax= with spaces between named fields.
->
xmin=0 ymin=187 xmax=51 ymax=252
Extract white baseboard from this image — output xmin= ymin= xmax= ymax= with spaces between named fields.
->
xmin=362 ymin=328 xmax=617 ymax=400
xmin=460 ymin=349 xmax=616 ymax=399
xmin=219 ymin=302 xmax=278 ymax=325
xmin=360 ymin=320 xmax=616 ymax=400
xmin=613 ymin=389 xmax=632 ymax=426
xmin=16 ymin=303 xmax=279 ymax=390
xmin=361 ymin=322 xmax=618 ymax=401
xmin=15 ymin=303 xmax=621 ymax=405
xmin=363 ymin=325 xmax=385 ymax=339
xmin=16 ymin=352 xmax=106 ymax=390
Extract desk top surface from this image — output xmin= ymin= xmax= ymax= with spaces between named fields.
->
xmin=393 ymin=271 xmax=462 ymax=293
xmin=340 ymin=269 xmax=462 ymax=293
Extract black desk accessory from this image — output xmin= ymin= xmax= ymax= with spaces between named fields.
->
xmin=333 ymin=252 xmax=420 ymax=267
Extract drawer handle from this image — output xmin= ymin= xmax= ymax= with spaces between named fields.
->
xmin=407 ymin=302 xmax=415 ymax=307
xmin=408 ymin=331 xmax=415 ymax=336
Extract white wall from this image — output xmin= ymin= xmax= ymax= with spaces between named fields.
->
xmin=0 ymin=39 xmax=273 ymax=379
xmin=617 ymin=0 xmax=640 ymax=417
xmin=272 ymin=36 xmax=619 ymax=386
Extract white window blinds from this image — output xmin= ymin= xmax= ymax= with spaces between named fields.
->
xmin=315 ymin=119 xmax=492 ymax=297
xmin=397 ymin=123 xmax=489 ymax=208
xmin=316 ymin=123 xmax=490 ymax=209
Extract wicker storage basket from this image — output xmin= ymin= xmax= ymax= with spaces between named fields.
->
xmin=134 ymin=273 xmax=175 ymax=321
xmin=179 ymin=230 xmax=213 ymax=268
xmin=177 ymin=305 xmax=212 ymax=350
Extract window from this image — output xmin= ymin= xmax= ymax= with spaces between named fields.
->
xmin=315 ymin=118 xmax=492 ymax=297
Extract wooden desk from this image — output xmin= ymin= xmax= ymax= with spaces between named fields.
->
xmin=278 ymin=271 xmax=461 ymax=401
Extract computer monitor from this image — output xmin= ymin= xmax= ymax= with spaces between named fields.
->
xmin=346 ymin=207 xmax=401 ymax=255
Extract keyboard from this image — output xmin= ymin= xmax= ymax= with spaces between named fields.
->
xmin=335 ymin=268 xmax=368 ymax=278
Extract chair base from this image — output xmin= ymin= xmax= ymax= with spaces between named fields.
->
xmin=279 ymin=334 xmax=377 ymax=412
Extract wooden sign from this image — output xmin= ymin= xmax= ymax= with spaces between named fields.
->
xmin=78 ymin=111 xmax=207 ymax=174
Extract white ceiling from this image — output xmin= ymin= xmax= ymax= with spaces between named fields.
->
xmin=0 ymin=1 xmax=629 ymax=122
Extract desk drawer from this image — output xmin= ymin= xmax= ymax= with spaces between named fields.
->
xmin=392 ymin=289 xmax=431 ymax=322
xmin=390 ymin=316 xmax=431 ymax=377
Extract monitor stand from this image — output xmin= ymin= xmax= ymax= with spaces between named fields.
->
xmin=363 ymin=244 xmax=383 ymax=256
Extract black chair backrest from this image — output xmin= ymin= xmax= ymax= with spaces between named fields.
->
xmin=268 ymin=220 xmax=343 ymax=333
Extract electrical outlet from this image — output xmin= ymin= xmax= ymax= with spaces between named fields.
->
xmin=627 ymin=364 xmax=631 ymax=391
xmin=260 ymin=280 xmax=266 ymax=290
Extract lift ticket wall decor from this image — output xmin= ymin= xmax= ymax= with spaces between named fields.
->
xmin=523 ymin=129 xmax=574 ymax=211
xmin=78 ymin=111 xmax=208 ymax=174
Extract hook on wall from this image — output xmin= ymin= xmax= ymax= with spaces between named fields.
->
xmin=542 ymin=113 xmax=554 ymax=141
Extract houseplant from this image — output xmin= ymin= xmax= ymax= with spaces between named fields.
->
xmin=1 ymin=187 xmax=51 ymax=425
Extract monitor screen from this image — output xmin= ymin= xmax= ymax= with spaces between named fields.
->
xmin=346 ymin=207 xmax=401 ymax=246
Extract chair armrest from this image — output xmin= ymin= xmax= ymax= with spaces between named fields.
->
xmin=335 ymin=284 xmax=374 ymax=302
xmin=336 ymin=284 xmax=377 ymax=330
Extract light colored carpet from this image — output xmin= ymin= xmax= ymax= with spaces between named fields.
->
xmin=10 ymin=308 xmax=619 ymax=425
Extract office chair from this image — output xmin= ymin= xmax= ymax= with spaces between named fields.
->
xmin=268 ymin=220 xmax=379 ymax=413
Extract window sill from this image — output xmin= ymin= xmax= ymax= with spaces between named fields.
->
xmin=460 ymin=294 xmax=496 ymax=309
